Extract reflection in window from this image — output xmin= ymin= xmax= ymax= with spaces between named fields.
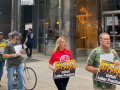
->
xmin=76 ymin=0 xmax=97 ymax=49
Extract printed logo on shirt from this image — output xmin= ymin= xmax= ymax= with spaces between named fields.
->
xmin=60 ymin=55 xmax=70 ymax=61
xmin=0 ymin=43 xmax=6 ymax=49
xmin=13 ymin=48 xmax=15 ymax=53
xmin=31 ymin=34 xmax=33 ymax=39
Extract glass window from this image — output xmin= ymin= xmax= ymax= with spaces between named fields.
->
xmin=76 ymin=0 xmax=97 ymax=49
xmin=102 ymin=0 xmax=120 ymax=11
xmin=39 ymin=1 xmax=45 ymax=20
xmin=44 ymin=0 xmax=59 ymax=55
xmin=101 ymin=0 xmax=120 ymax=52
xmin=46 ymin=0 xmax=59 ymax=47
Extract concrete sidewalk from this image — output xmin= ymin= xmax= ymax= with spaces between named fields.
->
xmin=1 ymin=53 xmax=120 ymax=90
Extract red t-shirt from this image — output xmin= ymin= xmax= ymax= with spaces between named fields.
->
xmin=49 ymin=49 xmax=72 ymax=64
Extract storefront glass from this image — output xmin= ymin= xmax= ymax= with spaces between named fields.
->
xmin=101 ymin=0 xmax=120 ymax=54
xmin=45 ymin=0 xmax=59 ymax=55
xmin=38 ymin=0 xmax=45 ymax=53
xmin=76 ymin=0 xmax=97 ymax=49
xmin=102 ymin=0 xmax=120 ymax=12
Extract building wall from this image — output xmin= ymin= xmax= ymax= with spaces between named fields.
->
xmin=0 ymin=0 xmax=12 ymax=39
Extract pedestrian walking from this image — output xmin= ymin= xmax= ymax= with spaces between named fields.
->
xmin=85 ymin=32 xmax=120 ymax=90
xmin=49 ymin=37 xmax=76 ymax=90
xmin=0 ymin=32 xmax=7 ymax=87
xmin=2 ymin=31 xmax=24 ymax=90
xmin=23 ymin=28 xmax=33 ymax=59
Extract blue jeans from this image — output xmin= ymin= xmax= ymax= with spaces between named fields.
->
xmin=26 ymin=44 xmax=33 ymax=57
xmin=7 ymin=64 xmax=23 ymax=90
xmin=6 ymin=61 xmax=8 ymax=74
xmin=0 ymin=60 xmax=5 ymax=81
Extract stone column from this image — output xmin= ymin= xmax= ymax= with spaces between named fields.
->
xmin=18 ymin=1 xmax=22 ymax=33
xmin=59 ymin=0 xmax=76 ymax=59
xmin=11 ymin=0 xmax=16 ymax=32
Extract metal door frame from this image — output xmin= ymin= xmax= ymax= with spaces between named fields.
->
xmin=37 ymin=20 xmax=45 ymax=54
xmin=102 ymin=10 xmax=120 ymax=50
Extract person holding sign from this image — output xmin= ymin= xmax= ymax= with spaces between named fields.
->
xmin=49 ymin=37 xmax=76 ymax=90
xmin=0 ymin=32 xmax=7 ymax=87
xmin=2 ymin=31 xmax=24 ymax=90
xmin=85 ymin=32 xmax=120 ymax=90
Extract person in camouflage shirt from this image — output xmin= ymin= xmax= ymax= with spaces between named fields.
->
xmin=0 ymin=32 xmax=7 ymax=87
xmin=2 ymin=31 xmax=24 ymax=90
xmin=85 ymin=32 xmax=120 ymax=90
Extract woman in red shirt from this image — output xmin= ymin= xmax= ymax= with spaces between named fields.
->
xmin=49 ymin=37 xmax=75 ymax=90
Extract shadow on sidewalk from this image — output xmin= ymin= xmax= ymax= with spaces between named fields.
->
xmin=22 ymin=58 xmax=42 ymax=63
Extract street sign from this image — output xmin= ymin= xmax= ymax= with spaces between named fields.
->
xmin=20 ymin=0 xmax=35 ymax=5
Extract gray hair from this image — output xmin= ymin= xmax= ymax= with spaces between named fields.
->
xmin=99 ymin=32 xmax=109 ymax=40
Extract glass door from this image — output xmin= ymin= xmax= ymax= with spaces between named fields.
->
xmin=102 ymin=11 xmax=120 ymax=51
xmin=114 ymin=14 xmax=120 ymax=51
xmin=38 ymin=21 xmax=45 ymax=53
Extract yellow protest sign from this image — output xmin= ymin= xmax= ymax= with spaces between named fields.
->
xmin=54 ymin=60 xmax=75 ymax=79
xmin=96 ymin=59 xmax=120 ymax=85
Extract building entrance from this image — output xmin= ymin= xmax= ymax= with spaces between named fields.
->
xmin=102 ymin=10 xmax=120 ymax=53
xmin=76 ymin=0 xmax=97 ymax=56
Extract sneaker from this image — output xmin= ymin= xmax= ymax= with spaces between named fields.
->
xmin=30 ymin=56 xmax=33 ymax=58
xmin=21 ymin=57 xmax=24 ymax=60
xmin=27 ymin=57 xmax=30 ymax=59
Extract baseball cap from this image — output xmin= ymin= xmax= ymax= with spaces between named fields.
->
xmin=8 ymin=32 xmax=12 ymax=35
xmin=11 ymin=31 xmax=19 ymax=38
xmin=0 ymin=32 xmax=3 ymax=35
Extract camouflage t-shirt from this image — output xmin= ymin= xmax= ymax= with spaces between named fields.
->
xmin=87 ymin=47 xmax=119 ymax=89
xmin=3 ymin=42 xmax=22 ymax=68
xmin=0 ymin=40 xmax=7 ymax=61
xmin=6 ymin=39 xmax=11 ymax=43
